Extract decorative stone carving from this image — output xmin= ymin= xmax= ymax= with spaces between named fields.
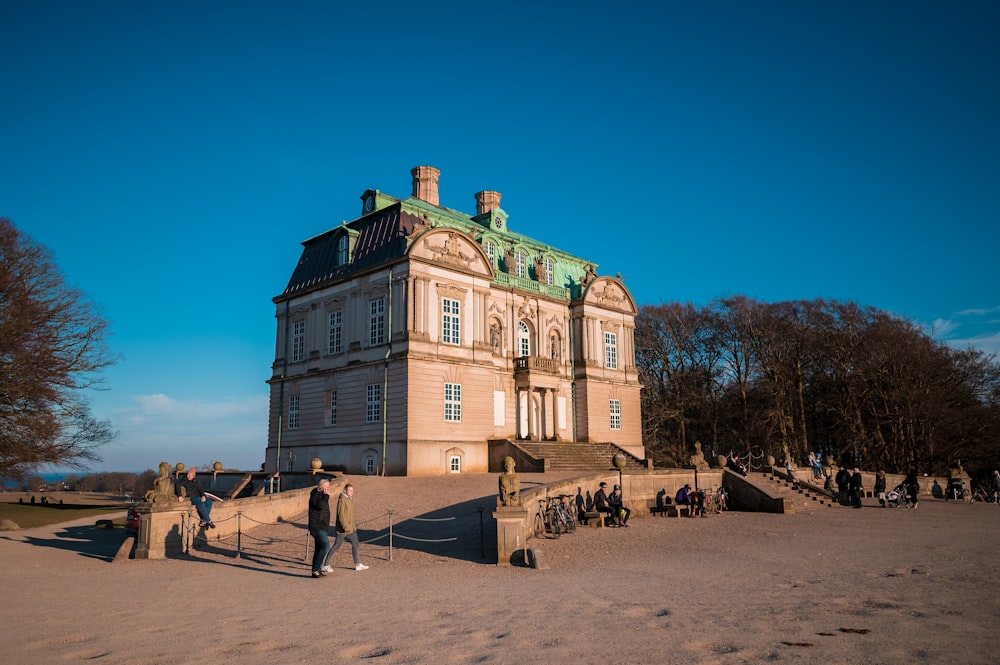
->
xmin=145 ymin=461 xmax=176 ymax=504
xmin=497 ymin=456 xmax=521 ymax=507
xmin=689 ymin=441 xmax=709 ymax=470
xmin=424 ymin=232 xmax=475 ymax=268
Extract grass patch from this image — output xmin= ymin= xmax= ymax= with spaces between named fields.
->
xmin=0 ymin=503 xmax=126 ymax=529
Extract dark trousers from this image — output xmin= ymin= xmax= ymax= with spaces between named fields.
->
xmin=310 ymin=528 xmax=330 ymax=573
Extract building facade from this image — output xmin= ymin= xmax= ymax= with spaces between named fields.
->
xmin=265 ymin=166 xmax=643 ymax=476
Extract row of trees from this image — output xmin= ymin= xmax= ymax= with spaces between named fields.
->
xmin=13 ymin=470 xmax=159 ymax=496
xmin=636 ymin=297 xmax=1000 ymax=479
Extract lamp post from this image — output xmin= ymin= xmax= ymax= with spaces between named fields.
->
xmin=612 ymin=453 xmax=626 ymax=498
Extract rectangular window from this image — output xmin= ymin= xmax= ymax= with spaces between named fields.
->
xmin=328 ymin=310 xmax=342 ymax=355
xmin=291 ymin=320 xmax=305 ymax=362
xmin=288 ymin=395 xmax=300 ymax=429
xmin=366 ymin=383 xmax=381 ymax=423
xmin=326 ymin=390 xmax=337 ymax=426
xmin=369 ymin=298 xmax=385 ymax=346
xmin=442 ymin=298 xmax=461 ymax=345
xmin=449 ymin=455 xmax=461 ymax=473
xmin=604 ymin=331 xmax=618 ymax=369
xmin=485 ymin=241 xmax=495 ymax=265
xmin=444 ymin=382 xmax=462 ymax=421
xmin=515 ymin=251 xmax=526 ymax=278
xmin=544 ymin=257 xmax=554 ymax=285
xmin=609 ymin=399 xmax=621 ymax=430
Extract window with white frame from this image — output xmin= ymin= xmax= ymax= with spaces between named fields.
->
xmin=364 ymin=455 xmax=377 ymax=475
xmin=604 ymin=331 xmax=618 ymax=369
xmin=515 ymin=250 xmax=526 ymax=278
xmin=328 ymin=310 xmax=342 ymax=355
xmin=518 ymin=321 xmax=531 ymax=357
xmin=544 ymin=257 xmax=554 ymax=285
xmin=444 ymin=382 xmax=462 ymax=421
xmin=484 ymin=240 xmax=495 ymax=265
xmin=366 ymin=383 xmax=381 ymax=423
xmin=369 ymin=297 xmax=385 ymax=346
xmin=442 ymin=298 xmax=460 ymax=345
xmin=610 ymin=399 xmax=621 ymax=430
xmin=336 ymin=235 xmax=349 ymax=265
xmin=449 ymin=455 xmax=461 ymax=473
xmin=327 ymin=390 xmax=337 ymax=426
xmin=288 ymin=395 xmax=300 ymax=429
xmin=291 ymin=320 xmax=305 ymax=362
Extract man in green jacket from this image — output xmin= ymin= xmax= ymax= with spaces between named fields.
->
xmin=321 ymin=484 xmax=369 ymax=572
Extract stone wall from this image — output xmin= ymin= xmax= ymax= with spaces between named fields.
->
xmin=135 ymin=477 xmax=347 ymax=559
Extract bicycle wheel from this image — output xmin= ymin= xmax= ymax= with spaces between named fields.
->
xmin=566 ymin=513 xmax=577 ymax=533
xmin=548 ymin=508 xmax=561 ymax=538
xmin=533 ymin=511 xmax=545 ymax=538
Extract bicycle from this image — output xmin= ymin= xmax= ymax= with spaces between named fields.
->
xmin=534 ymin=496 xmax=577 ymax=538
xmin=970 ymin=485 xmax=997 ymax=504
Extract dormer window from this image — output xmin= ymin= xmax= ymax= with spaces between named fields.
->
xmin=515 ymin=250 xmax=526 ymax=278
xmin=484 ymin=240 xmax=495 ymax=266
xmin=544 ymin=257 xmax=555 ymax=285
xmin=336 ymin=235 xmax=349 ymax=265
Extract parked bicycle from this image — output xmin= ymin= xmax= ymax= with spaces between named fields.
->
xmin=534 ymin=496 xmax=577 ymax=538
xmin=970 ymin=485 xmax=998 ymax=504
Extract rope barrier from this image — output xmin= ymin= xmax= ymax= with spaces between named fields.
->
xmin=180 ymin=504 xmax=477 ymax=563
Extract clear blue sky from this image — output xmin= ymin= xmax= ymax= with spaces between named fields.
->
xmin=2 ymin=1 xmax=997 ymax=473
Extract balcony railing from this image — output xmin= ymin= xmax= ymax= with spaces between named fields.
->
xmin=514 ymin=356 xmax=561 ymax=374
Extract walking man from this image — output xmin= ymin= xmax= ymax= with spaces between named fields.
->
xmin=308 ymin=478 xmax=332 ymax=578
xmin=322 ymin=483 xmax=369 ymax=572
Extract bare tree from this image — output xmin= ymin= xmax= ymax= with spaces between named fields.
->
xmin=0 ymin=218 xmax=117 ymax=479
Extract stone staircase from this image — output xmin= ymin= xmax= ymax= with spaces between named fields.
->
xmin=512 ymin=441 xmax=646 ymax=472
xmin=754 ymin=469 xmax=840 ymax=511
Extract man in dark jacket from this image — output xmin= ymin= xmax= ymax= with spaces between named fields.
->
xmin=849 ymin=468 xmax=864 ymax=508
xmin=593 ymin=482 xmax=614 ymax=526
xmin=835 ymin=466 xmax=851 ymax=505
xmin=308 ymin=478 xmax=331 ymax=578
xmin=175 ymin=465 xmax=217 ymax=528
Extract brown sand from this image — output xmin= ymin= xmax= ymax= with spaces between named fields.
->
xmin=1 ymin=473 xmax=997 ymax=665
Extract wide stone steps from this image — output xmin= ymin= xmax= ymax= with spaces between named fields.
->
xmin=514 ymin=441 xmax=645 ymax=472
xmin=755 ymin=470 xmax=840 ymax=510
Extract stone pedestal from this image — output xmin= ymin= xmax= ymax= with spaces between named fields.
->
xmin=493 ymin=506 xmax=529 ymax=567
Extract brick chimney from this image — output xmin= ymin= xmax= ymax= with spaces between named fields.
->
xmin=410 ymin=166 xmax=440 ymax=206
xmin=474 ymin=190 xmax=502 ymax=215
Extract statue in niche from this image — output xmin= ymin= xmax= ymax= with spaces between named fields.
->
xmin=689 ymin=441 xmax=709 ymax=470
xmin=497 ymin=456 xmax=521 ymax=507
xmin=490 ymin=322 xmax=502 ymax=352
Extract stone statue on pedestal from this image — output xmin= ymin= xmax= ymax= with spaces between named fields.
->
xmin=497 ymin=456 xmax=521 ymax=507
xmin=689 ymin=441 xmax=709 ymax=470
xmin=144 ymin=461 xmax=176 ymax=504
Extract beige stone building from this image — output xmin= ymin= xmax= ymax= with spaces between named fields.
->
xmin=264 ymin=166 xmax=643 ymax=476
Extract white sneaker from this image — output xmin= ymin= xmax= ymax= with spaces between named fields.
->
xmin=320 ymin=565 xmax=332 ymax=573
xmin=354 ymin=563 xmax=369 ymax=571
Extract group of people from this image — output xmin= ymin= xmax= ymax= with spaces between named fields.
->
xmin=308 ymin=478 xmax=369 ymax=578
xmin=832 ymin=466 xmax=866 ymax=508
xmin=590 ymin=481 xmax=631 ymax=527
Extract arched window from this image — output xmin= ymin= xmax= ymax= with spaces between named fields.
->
xmin=336 ymin=235 xmax=349 ymax=265
xmin=518 ymin=321 xmax=531 ymax=357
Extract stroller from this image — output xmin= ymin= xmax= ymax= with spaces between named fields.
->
xmin=886 ymin=484 xmax=910 ymax=508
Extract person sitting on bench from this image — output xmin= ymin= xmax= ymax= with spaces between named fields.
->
xmin=593 ymin=482 xmax=615 ymax=526
xmin=675 ymin=484 xmax=695 ymax=517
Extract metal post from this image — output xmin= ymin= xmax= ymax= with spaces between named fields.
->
xmin=236 ymin=511 xmax=242 ymax=559
xmin=478 ymin=506 xmax=485 ymax=559
xmin=387 ymin=507 xmax=394 ymax=562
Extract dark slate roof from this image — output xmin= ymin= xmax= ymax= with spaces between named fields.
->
xmin=277 ymin=193 xmax=599 ymax=302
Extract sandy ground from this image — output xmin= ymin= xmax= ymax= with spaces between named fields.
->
xmin=0 ymin=472 xmax=997 ymax=665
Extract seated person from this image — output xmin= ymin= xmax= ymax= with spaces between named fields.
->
xmin=608 ymin=485 xmax=630 ymax=526
xmin=727 ymin=454 xmax=748 ymax=476
xmin=675 ymin=484 xmax=694 ymax=515
xmin=691 ymin=488 xmax=706 ymax=517
xmin=593 ymin=482 xmax=615 ymax=525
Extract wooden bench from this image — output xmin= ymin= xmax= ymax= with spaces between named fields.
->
xmin=650 ymin=504 xmax=691 ymax=518
xmin=579 ymin=511 xmax=605 ymax=528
